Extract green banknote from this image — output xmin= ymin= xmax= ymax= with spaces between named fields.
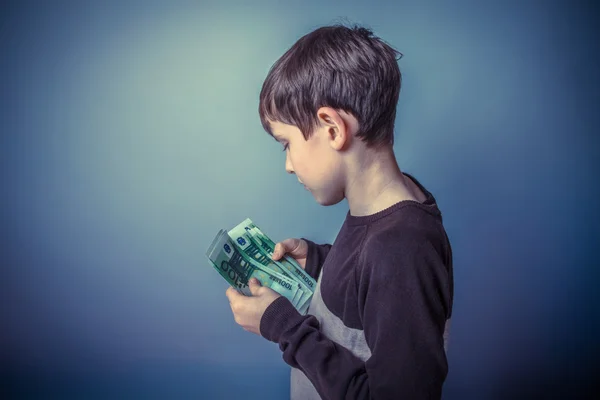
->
xmin=206 ymin=218 xmax=317 ymax=315
xmin=206 ymin=230 xmax=300 ymax=305
xmin=205 ymin=229 xmax=251 ymax=296
xmin=245 ymin=227 xmax=313 ymax=313
xmin=233 ymin=218 xmax=317 ymax=292
xmin=228 ymin=224 xmax=311 ymax=310
xmin=228 ymin=218 xmax=315 ymax=314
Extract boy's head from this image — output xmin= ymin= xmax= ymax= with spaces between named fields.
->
xmin=259 ymin=24 xmax=403 ymax=206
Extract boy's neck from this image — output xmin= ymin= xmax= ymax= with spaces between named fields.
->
xmin=344 ymin=147 xmax=424 ymax=217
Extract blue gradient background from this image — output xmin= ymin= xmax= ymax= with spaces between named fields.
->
xmin=1 ymin=0 xmax=598 ymax=398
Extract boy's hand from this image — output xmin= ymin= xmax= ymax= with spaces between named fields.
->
xmin=225 ymin=278 xmax=281 ymax=336
xmin=272 ymin=238 xmax=308 ymax=270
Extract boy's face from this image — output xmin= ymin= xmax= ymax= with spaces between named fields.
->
xmin=268 ymin=119 xmax=346 ymax=206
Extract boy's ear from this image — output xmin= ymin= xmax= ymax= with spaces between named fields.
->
xmin=316 ymin=107 xmax=349 ymax=151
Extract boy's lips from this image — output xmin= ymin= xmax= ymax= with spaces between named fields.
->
xmin=298 ymin=180 xmax=308 ymax=190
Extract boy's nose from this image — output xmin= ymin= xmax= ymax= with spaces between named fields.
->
xmin=285 ymin=153 xmax=294 ymax=174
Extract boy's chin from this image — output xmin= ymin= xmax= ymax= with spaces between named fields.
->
xmin=313 ymin=190 xmax=345 ymax=206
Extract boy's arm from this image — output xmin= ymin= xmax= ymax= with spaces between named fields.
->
xmin=260 ymin=232 xmax=452 ymax=400
xmin=301 ymin=238 xmax=332 ymax=280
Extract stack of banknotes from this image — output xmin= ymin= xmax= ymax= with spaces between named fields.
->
xmin=206 ymin=218 xmax=316 ymax=315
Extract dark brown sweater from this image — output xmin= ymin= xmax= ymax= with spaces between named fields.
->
xmin=260 ymin=174 xmax=454 ymax=399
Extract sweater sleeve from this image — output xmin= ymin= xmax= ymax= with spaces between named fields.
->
xmin=301 ymin=238 xmax=332 ymax=281
xmin=260 ymin=231 xmax=452 ymax=400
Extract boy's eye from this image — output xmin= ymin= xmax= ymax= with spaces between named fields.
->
xmin=282 ymin=143 xmax=289 ymax=152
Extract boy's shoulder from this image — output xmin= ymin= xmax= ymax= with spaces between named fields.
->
xmin=356 ymin=202 xmax=449 ymax=272
xmin=366 ymin=210 xmax=441 ymax=246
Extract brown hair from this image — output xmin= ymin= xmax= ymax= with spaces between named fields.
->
xmin=259 ymin=23 xmax=403 ymax=148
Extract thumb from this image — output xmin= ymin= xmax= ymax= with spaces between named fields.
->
xmin=273 ymin=238 xmax=300 ymax=259
xmin=248 ymin=277 xmax=262 ymax=295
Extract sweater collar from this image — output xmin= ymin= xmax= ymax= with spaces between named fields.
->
xmin=344 ymin=173 xmax=441 ymax=226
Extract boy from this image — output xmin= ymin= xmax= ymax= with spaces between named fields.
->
xmin=225 ymin=23 xmax=453 ymax=399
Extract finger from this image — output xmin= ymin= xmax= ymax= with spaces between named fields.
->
xmin=248 ymin=277 xmax=262 ymax=296
xmin=225 ymin=286 xmax=242 ymax=302
xmin=273 ymin=238 xmax=299 ymax=259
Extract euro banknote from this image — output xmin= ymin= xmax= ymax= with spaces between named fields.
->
xmin=206 ymin=219 xmax=314 ymax=314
